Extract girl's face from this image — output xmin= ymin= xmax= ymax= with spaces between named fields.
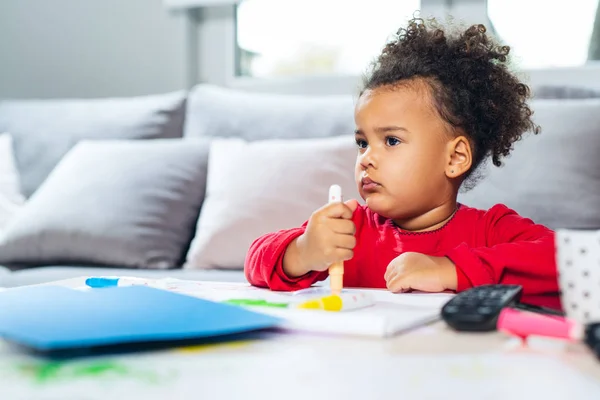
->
xmin=354 ymin=82 xmax=458 ymax=222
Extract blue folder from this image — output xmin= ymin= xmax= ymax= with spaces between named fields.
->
xmin=0 ymin=285 xmax=281 ymax=351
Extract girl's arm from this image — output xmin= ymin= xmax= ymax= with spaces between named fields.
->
xmin=245 ymin=202 xmax=366 ymax=291
xmin=445 ymin=204 xmax=559 ymax=296
xmin=244 ymin=223 xmax=328 ymax=291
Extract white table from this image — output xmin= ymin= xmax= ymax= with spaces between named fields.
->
xmin=1 ymin=278 xmax=600 ymax=400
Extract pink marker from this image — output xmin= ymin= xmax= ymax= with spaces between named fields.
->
xmin=497 ymin=307 xmax=583 ymax=342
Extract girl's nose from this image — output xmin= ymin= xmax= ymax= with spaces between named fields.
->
xmin=359 ymin=147 xmax=376 ymax=170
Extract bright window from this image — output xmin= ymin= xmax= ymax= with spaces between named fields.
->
xmin=487 ymin=0 xmax=600 ymax=69
xmin=235 ymin=0 xmax=600 ymax=77
xmin=236 ymin=0 xmax=421 ymax=77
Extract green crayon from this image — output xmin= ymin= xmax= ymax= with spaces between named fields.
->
xmin=223 ymin=299 xmax=289 ymax=308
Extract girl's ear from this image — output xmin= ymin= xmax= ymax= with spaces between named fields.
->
xmin=445 ymin=135 xmax=472 ymax=179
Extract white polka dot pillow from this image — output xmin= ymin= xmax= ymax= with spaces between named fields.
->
xmin=556 ymin=229 xmax=600 ymax=324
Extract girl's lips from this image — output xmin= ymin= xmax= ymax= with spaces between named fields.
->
xmin=361 ymin=177 xmax=380 ymax=191
xmin=362 ymin=183 xmax=379 ymax=191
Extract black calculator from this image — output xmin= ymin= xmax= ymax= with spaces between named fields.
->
xmin=441 ymin=284 xmax=523 ymax=332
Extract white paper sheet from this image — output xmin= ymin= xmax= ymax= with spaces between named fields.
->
xmin=90 ymin=280 xmax=453 ymax=337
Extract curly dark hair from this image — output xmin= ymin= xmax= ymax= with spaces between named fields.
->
xmin=362 ymin=17 xmax=540 ymax=187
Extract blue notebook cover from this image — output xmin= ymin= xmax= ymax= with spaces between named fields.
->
xmin=0 ymin=285 xmax=282 ymax=351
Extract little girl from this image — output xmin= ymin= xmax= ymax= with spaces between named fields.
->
xmin=244 ymin=18 xmax=558 ymax=299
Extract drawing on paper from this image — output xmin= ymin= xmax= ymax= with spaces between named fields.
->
xmin=11 ymin=360 xmax=176 ymax=385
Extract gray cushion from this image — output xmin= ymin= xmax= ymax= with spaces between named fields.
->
xmin=184 ymin=84 xmax=355 ymax=140
xmin=458 ymin=99 xmax=600 ymax=229
xmin=534 ymin=86 xmax=600 ymax=99
xmin=0 ymin=138 xmax=210 ymax=269
xmin=0 ymin=91 xmax=187 ymax=197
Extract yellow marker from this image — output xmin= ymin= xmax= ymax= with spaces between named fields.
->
xmin=296 ymin=292 xmax=375 ymax=312
xmin=329 ymin=264 xmax=344 ymax=295
xmin=297 ymin=295 xmax=344 ymax=311
xmin=328 ymin=184 xmax=344 ymax=295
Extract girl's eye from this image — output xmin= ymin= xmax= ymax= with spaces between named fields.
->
xmin=355 ymin=139 xmax=367 ymax=149
xmin=386 ymin=137 xmax=401 ymax=146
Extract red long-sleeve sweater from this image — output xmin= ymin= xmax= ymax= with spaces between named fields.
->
xmin=244 ymin=203 xmax=559 ymax=299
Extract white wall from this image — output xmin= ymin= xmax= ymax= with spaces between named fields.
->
xmin=0 ymin=0 xmax=192 ymax=99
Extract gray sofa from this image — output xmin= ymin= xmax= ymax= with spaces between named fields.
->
xmin=0 ymin=79 xmax=599 ymax=288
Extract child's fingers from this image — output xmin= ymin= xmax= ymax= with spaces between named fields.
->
xmin=384 ymin=270 xmax=395 ymax=284
xmin=333 ymin=233 xmax=356 ymax=250
xmin=386 ymin=273 xmax=411 ymax=293
xmin=344 ymin=199 xmax=359 ymax=212
xmin=329 ymin=219 xmax=355 ymax=235
xmin=384 ymin=267 xmax=392 ymax=282
xmin=322 ymin=202 xmax=354 ymax=219
xmin=384 ymin=263 xmax=396 ymax=282
xmin=331 ymin=248 xmax=354 ymax=263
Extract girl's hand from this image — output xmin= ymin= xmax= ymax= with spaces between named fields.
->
xmin=283 ymin=199 xmax=359 ymax=278
xmin=384 ymin=252 xmax=458 ymax=293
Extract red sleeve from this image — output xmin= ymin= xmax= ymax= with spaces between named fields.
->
xmin=445 ymin=204 xmax=559 ymax=296
xmin=244 ymin=222 xmax=328 ymax=291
